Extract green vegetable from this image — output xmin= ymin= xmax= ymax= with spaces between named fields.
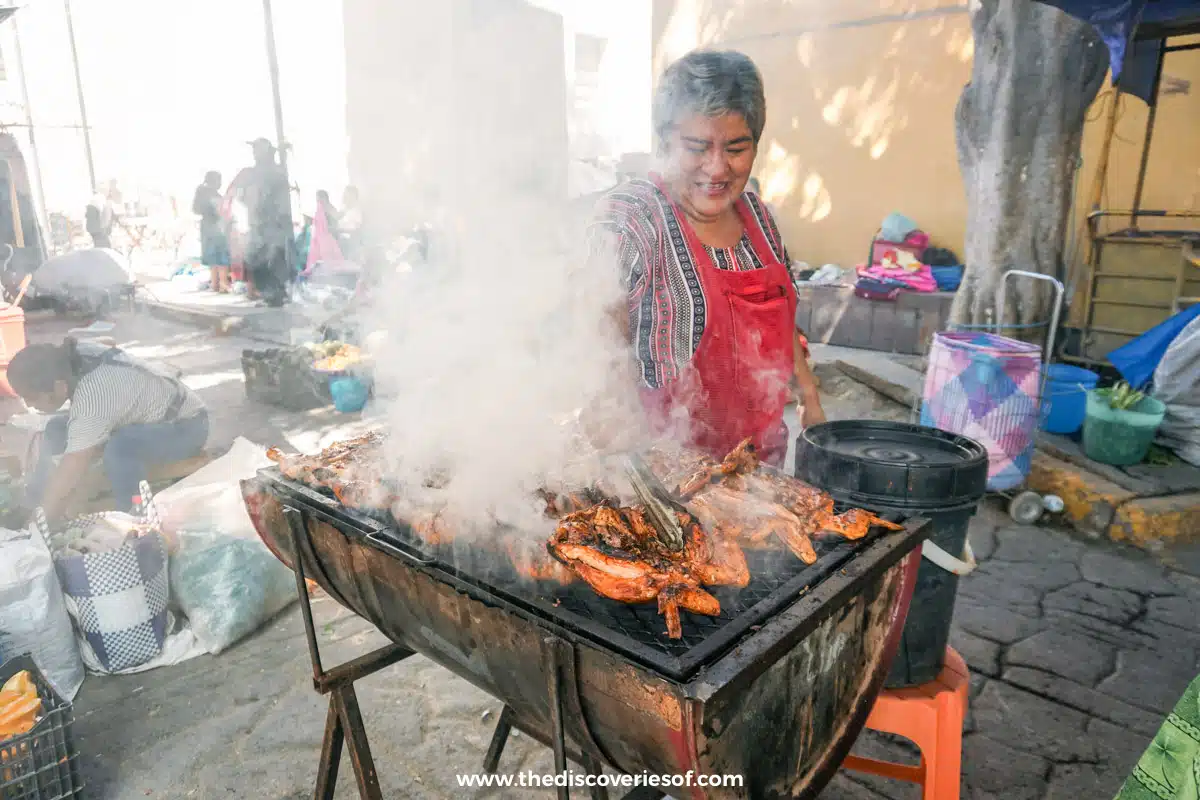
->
xmin=1096 ymin=381 xmax=1146 ymax=411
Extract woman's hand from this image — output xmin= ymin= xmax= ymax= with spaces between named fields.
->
xmin=793 ymin=331 xmax=826 ymax=429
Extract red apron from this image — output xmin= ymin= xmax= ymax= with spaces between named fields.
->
xmin=641 ymin=177 xmax=797 ymax=466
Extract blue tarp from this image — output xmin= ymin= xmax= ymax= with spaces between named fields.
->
xmin=1036 ymin=0 xmax=1200 ymax=101
xmin=1107 ymin=303 xmax=1200 ymax=389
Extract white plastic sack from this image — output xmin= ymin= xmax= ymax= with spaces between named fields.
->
xmin=0 ymin=526 xmax=85 ymax=699
xmin=154 ymin=437 xmax=272 ymax=539
xmin=154 ymin=437 xmax=296 ymax=654
xmin=1154 ymin=315 xmax=1200 ymax=466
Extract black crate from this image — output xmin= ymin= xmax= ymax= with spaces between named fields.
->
xmin=0 ymin=654 xmax=82 ymax=800
xmin=241 ymin=347 xmax=331 ymax=411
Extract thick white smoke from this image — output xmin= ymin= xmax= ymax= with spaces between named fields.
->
xmin=360 ymin=194 xmax=648 ymax=534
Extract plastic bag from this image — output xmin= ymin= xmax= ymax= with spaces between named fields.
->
xmin=0 ymin=527 xmax=84 ymax=700
xmin=169 ymin=530 xmax=296 ymax=654
xmin=154 ymin=438 xmax=296 ymax=654
xmin=153 ymin=437 xmax=272 ymax=540
xmin=1153 ymin=314 xmax=1200 ymax=466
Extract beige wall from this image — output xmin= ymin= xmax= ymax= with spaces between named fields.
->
xmin=651 ymin=2 xmax=1200 ymax=272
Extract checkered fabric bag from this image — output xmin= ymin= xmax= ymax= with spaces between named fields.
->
xmin=920 ymin=331 xmax=1043 ymax=491
xmin=40 ymin=483 xmax=171 ymax=673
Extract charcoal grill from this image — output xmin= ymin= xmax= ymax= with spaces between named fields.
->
xmin=243 ymin=467 xmax=928 ymax=800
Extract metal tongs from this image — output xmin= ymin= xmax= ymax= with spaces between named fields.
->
xmin=622 ymin=453 xmax=689 ymax=552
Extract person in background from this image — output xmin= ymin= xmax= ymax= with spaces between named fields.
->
xmin=588 ymin=49 xmax=825 ymax=466
xmin=9 ymin=338 xmax=209 ymax=524
xmin=229 ymin=138 xmax=293 ymax=307
xmin=85 ymin=181 xmax=119 ymax=249
xmin=193 ymin=171 xmax=231 ymax=293
xmin=338 ymin=185 xmax=363 ymax=262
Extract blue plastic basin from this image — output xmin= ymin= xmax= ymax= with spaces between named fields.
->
xmin=329 ymin=376 xmax=371 ymax=413
xmin=1041 ymin=364 xmax=1099 ymax=434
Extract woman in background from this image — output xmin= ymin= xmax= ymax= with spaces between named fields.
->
xmin=193 ymin=171 xmax=231 ymax=292
xmin=590 ymin=49 xmax=825 ymax=466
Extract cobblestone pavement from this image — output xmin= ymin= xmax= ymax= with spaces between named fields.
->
xmin=834 ymin=504 xmax=1200 ymax=800
xmin=32 ymin=310 xmax=1197 ymax=799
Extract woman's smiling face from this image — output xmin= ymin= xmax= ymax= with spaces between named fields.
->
xmin=664 ymin=112 xmax=757 ymax=223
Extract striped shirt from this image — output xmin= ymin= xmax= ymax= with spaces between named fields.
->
xmin=64 ymin=345 xmax=206 ymax=454
xmin=588 ymin=178 xmax=791 ymax=390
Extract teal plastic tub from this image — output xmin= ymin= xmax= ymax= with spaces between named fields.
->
xmin=329 ymin=376 xmax=371 ymax=413
xmin=1082 ymin=391 xmax=1166 ymax=466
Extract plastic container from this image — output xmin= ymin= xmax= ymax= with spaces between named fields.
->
xmin=0 ymin=653 xmax=83 ymax=799
xmin=330 ymin=376 xmax=371 ymax=413
xmin=241 ymin=347 xmax=330 ymax=411
xmin=1082 ymin=391 xmax=1166 ymax=466
xmin=1041 ymin=364 xmax=1100 ymax=434
xmin=795 ymin=420 xmax=989 ymax=688
xmin=930 ymin=265 xmax=964 ymax=292
xmin=0 ymin=305 xmax=27 ymax=398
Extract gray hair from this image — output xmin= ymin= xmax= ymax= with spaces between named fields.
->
xmin=652 ymin=50 xmax=767 ymax=154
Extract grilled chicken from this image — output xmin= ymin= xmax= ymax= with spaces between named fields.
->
xmin=267 ymin=432 xmax=391 ymax=509
xmin=548 ymin=503 xmax=745 ymax=637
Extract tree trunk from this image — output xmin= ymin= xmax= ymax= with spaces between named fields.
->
xmin=952 ymin=0 xmax=1107 ymax=331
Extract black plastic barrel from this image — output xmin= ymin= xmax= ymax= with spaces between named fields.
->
xmin=795 ymin=420 xmax=989 ymax=688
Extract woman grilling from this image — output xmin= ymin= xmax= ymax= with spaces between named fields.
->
xmin=590 ymin=49 xmax=825 ymax=467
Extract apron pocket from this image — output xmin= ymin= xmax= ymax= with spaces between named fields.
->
xmin=728 ymin=293 xmax=793 ymax=413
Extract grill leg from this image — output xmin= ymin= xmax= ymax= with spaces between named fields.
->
xmin=337 ymin=684 xmax=383 ymax=800
xmin=544 ymin=638 xmax=571 ymax=800
xmin=582 ymin=755 xmax=609 ymax=800
xmin=283 ymin=506 xmax=412 ymax=800
xmin=314 ymin=696 xmax=344 ymax=800
xmin=483 ymin=705 xmax=516 ymax=773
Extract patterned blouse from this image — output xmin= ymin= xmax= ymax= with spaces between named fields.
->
xmin=588 ymin=178 xmax=791 ymax=390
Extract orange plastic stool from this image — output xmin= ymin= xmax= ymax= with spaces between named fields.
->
xmin=841 ymin=646 xmax=969 ymax=800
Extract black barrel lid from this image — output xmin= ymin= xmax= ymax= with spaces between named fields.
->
xmin=795 ymin=420 xmax=989 ymax=514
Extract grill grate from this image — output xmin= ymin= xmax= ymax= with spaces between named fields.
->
xmin=269 ymin=473 xmax=895 ymax=681
xmin=527 ymin=545 xmax=851 ymax=656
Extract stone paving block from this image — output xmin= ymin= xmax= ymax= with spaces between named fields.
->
xmin=1087 ymin=716 xmax=1154 ymax=786
xmin=1045 ymin=763 xmax=1129 ymax=800
xmin=1109 ymin=492 xmax=1200 ymax=549
xmin=1097 ymin=647 xmax=1199 ymax=716
xmin=1044 ymin=608 xmax=1163 ymax=652
xmin=821 ymin=773 xmax=898 ymax=799
xmin=972 ymin=559 xmax=1080 ymax=592
xmin=1132 ymin=619 xmax=1200 ymax=656
xmin=968 ymin=518 xmax=998 ymax=562
xmin=1028 ymin=453 xmax=1137 ymax=534
xmin=1042 ymin=581 xmax=1142 ymax=625
xmin=953 ymin=599 xmax=1045 ymax=645
xmin=1079 ymin=549 xmax=1180 ymax=596
xmin=990 ymin=524 xmax=1086 ymax=563
xmin=950 ymin=628 xmax=1001 ymax=676
xmin=1001 ymin=667 xmax=1164 ymax=737
xmin=961 ymin=733 xmax=1050 ymax=800
xmin=957 ymin=572 xmax=1043 ymax=616
xmin=1005 ymin=629 xmax=1117 ymax=686
xmin=1146 ymin=595 xmax=1197 ymax=631
xmin=971 ymin=681 xmax=1096 ymax=761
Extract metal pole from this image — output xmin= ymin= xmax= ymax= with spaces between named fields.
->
xmin=1130 ymin=46 xmax=1166 ymax=226
xmin=11 ymin=17 xmax=48 ymax=246
xmin=260 ymin=0 xmax=295 ymax=276
xmin=63 ymin=0 xmax=97 ymax=192
xmin=261 ymin=0 xmax=289 ymax=172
